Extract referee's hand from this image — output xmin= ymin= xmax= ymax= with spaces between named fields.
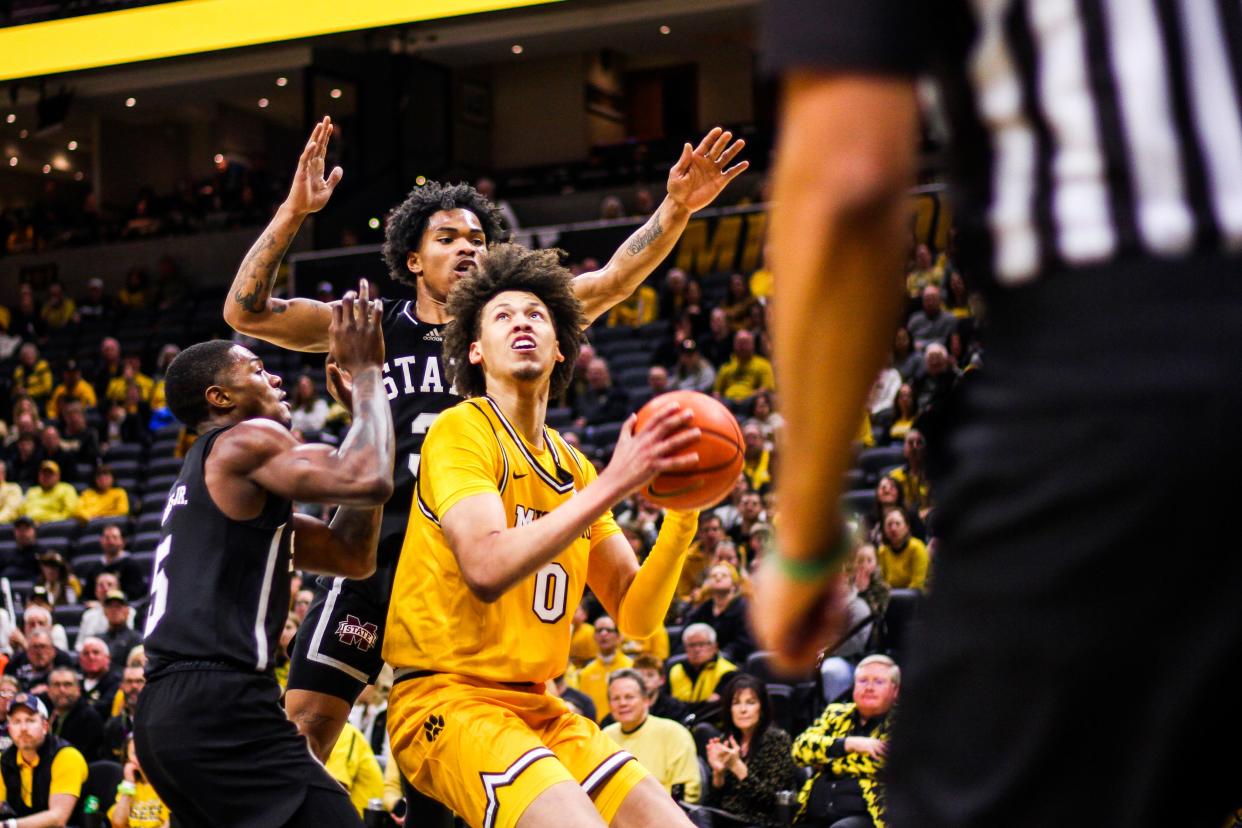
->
xmin=751 ymin=564 xmax=850 ymax=673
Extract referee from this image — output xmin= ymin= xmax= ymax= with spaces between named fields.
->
xmin=754 ymin=1 xmax=1242 ymax=826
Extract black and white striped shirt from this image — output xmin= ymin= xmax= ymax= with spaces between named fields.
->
xmin=763 ymin=0 xmax=1242 ymax=286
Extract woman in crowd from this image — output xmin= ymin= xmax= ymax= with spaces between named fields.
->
xmin=887 ymin=384 xmax=918 ymax=443
xmin=110 ymin=735 xmax=172 ymax=827
xmin=289 ymin=374 xmax=330 ymax=436
xmin=944 ymin=270 xmax=972 ymax=319
xmin=35 ymin=551 xmax=80 ymax=606
xmin=684 ymin=562 xmax=755 ymax=664
xmin=706 ymin=674 xmax=802 ymax=827
xmin=76 ymin=464 xmax=130 ymax=523
xmin=750 ymin=392 xmax=784 ymax=451
xmin=866 ymin=476 xmax=924 ymax=547
xmin=851 ymin=543 xmax=890 ymax=653
xmin=723 ymin=273 xmax=759 ymax=332
xmin=877 ymin=508 xmax=930 ymax=591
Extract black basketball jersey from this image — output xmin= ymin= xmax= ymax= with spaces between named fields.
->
xmin=377 ymin=298 xmax=461 ymax=554
xmin=143 ymin=425 xmax=294 ymax=675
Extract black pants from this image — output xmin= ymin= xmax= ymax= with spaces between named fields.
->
xmin=137 ymin=665 xmax=362 ymax=828
xmin=886 ymin=255 xmax=1242 ymax=827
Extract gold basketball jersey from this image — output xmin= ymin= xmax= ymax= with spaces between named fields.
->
xmin=383 ymin=397 xmax=621 ymax=684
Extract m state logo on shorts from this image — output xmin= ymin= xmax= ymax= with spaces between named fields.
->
xmin=335 ymin=615 xmax=379 ymax=652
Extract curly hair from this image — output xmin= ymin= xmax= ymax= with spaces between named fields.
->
xmin=443 ymin=244 xmax=584 ymax=400
xmin=381 ymin=181 xmax=508 ymax=287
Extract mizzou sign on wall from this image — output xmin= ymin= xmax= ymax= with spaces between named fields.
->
xmin=526 ymin=188 xmax=951 ymax=279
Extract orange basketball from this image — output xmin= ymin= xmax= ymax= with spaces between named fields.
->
xmin=633 ymin=390 xmax=745 ymax=510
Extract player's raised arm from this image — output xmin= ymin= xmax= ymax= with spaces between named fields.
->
xmin=572 ymin=127 xmax=749 ymax=325
xmin=220 ymin=281 xmax=394 ymax=514
xmin=440 ymin=402 xmax=700 ymax=603
xmin=222 ymin=115 xmax=343 ymax=352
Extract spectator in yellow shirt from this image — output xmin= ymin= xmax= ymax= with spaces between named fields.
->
xmin=572 ymin=616 xmax=634 ymax=723
xmin=877 ymin=509 xmax=930 ymax=591
xmin=75 ymin=465 xmax=130 ymax=524
xmin=0 ymin=693 xmax=89 ymax=825
xmin=108 ymin=736 xmax=171 ymax=828
xmin=46 ymin=361 xmax=98 ymax=421
xmin=12 ymin=344 xmax=53 ymax=409
xmin=0 ymin=460 xmax=23 ymax=524
xmin=325 ymin=721 xmax=385 ymax=816
xmin=569 ymin=603 xmax=598 ymax=669
xmin=21 ymin=461 xmax=78 ymax=524
xmin=39 ymin=283 xmax=76 ymax=331
xmin=714 ymin=330 xmax=774 ymax=402
xmin=105 ymin=357 xmax=153 ymax=406
xmin=607 ymin=283 xmax=659 ymax=328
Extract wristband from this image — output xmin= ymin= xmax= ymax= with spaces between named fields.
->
xmin=771 ymin=531 xmax=851 ymax=584
xmin=117 ymin=780 xmax=137 ymax=797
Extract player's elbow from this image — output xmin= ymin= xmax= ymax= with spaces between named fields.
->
xmin=338 ymin=555 xmax=377 ymax=580
xmin=463 ymin=572 xmax=504 ymax=604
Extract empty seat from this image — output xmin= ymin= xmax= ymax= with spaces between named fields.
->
xmin=841 ymin=489 xmax=876 ymax=517
xmin=132 ymin=531 xmax=163 ymax=554
xmin=53 ymin=604 xmax=84 ymax=628
xmin=136 ymin=513 xmax=164 ymax=534
xmin=104 ymin=443 xmax=144 ymax=462
xmin=858 ymin=446 xmax=905 ymax=483
xmin=144 ymin=475 xmax=179 ymax=494
xmin=35 ymin=519 xmax=79 ymax=540
xmin=148 ymin=438 xmax=179 ymax=459
xmin=141 ymin=493 xmax=169 ymax=514
xmin=882 ymin=588 xmax=922 ymax=662
xmin=146 ymin=456 xmax=183 ymax=477
xmin=105 ymin=459 xmax=141 ymax=478
xmin=584 ymin=421 xmax=624 ymax=448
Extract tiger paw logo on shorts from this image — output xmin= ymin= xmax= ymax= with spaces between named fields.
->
xmin=423 ymin=714 xmax=445 ymax=743
xmin=334 ymin=615 xmax=379 ymax=652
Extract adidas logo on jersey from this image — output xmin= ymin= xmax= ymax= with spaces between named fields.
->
xmin=423 ymin=329 xmax=443 ymax=342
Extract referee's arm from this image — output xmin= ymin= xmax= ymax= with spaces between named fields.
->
xmin=751 ymin=71 xmax=918 ymax=666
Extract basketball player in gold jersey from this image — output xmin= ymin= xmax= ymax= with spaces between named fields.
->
xmin=384 ymin=244 xmax=702 ymax=828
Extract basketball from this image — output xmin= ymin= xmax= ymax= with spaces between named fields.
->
xmin=633 ymin=390 xmax=745 ymax=510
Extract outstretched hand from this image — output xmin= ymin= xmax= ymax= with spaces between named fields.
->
xmin=285 ymin=115 xmax=344 ymax=216
xmin=666 ymin=127 xmax=749 ymax=213
xmin=328 ymin=278 xmax=384 ymax=377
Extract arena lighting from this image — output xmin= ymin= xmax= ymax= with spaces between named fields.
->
xmin=74 ymin=171 xmax=84 ymax=180
xmin=415 ymin=175 xmax=426 ymax=186
xmin=511 ymin=44 xmax=524 ymax=54
xmin=0 ymin=0 xmax=563 ymax=82
xmin=42 ymin=163 xmax=50 ymax=173
xmin=213 ymin=153 xmax=224 ymax=164
xmin=67 ymin=140 xmax=77 ymax=150
xmin=275 ymin=77 xmax=288 ymax=87
xmin=125 ymin=97 xmax=136 ymax=107
xmin=659 ymin=25 xmax=670 ymax=34
xmin=368 ymin=217 xmax=381 ymax=229
xmin=7 ymin=156 xmax=17 ymax=167
xmin=329 ymin=88 xmax=342 ymax=99
xmin=18 ymin=129 xmax=27 ymax=138
xmin=4 ymin=113 xmax=13 ymax=124
xmin=258 ymin=97 xmax=269 ymax=108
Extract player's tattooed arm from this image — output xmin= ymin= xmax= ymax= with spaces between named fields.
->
xmin=223 ymin=116 xmax=343 ymax=353
xmin=573 ymin=127 xmax=748 ymax=326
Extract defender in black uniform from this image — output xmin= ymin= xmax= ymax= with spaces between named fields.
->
xmin=136 ymin=286 xmax=394 ymax=828
xmin=223 ymin=115 xmax=749 ymax=766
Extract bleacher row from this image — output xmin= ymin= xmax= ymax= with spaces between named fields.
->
xmin=1 ymin=431 xmax=183 ymax=631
